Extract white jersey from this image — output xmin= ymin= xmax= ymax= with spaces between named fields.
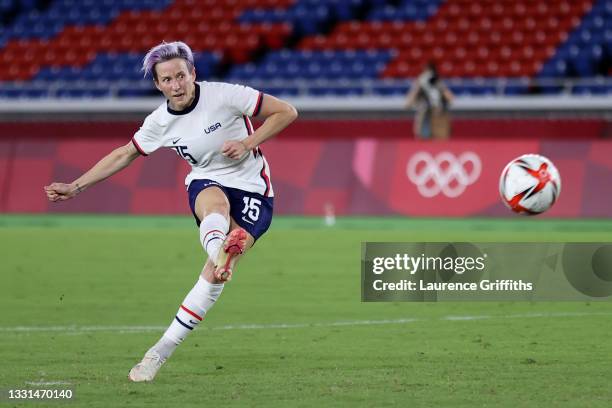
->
xmin=132 ymin=81 xmax=273 ymax=197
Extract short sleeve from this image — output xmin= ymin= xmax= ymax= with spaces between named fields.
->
xmin=222 ymin=83 xmax=263 ymax=117
xmin=132 ymin=113 xmax=164 ymax=156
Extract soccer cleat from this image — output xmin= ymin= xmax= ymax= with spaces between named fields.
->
xmin=214 ymin=228 xmax=247 ymax=282
xmin=128 ymin=349 xmax=166 ymax=382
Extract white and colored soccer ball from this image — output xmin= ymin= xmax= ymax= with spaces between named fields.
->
xmin=499 ymin=154 xmax=561 ymax=215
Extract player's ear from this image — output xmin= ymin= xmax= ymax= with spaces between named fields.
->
xmin=153 ymin=77 xmax=162 ymax=92
xmin=152 ymin=68 xmax=161 ymax=91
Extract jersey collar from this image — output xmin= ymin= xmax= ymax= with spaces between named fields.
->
xmin=167 ymin=82 xmax=200 ymax=115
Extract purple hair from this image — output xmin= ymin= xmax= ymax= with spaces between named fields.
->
xmin=142 ymin=41 xmax=195 ymax=80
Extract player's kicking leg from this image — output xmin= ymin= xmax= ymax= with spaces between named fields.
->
xmin=128 ymin=229 xmax=253 ymax=382
xmin=128 ymin=260 xmax=220 ymax=382
xmin=128 ymin=186 xmax=253 ymax=382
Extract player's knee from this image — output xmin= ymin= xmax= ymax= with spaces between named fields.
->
xmin=202 ymin=204 xmax=229 ymax=219
xmin=195 ymin=187 xmax=230 ymax=219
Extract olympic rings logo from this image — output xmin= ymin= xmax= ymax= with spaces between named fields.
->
xmin=406 ymin=151 xmax=482 ymax=198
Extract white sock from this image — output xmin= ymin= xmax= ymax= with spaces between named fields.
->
xmin=199 ymin=213 xmax=229 ymax=261
xmin=149 ymin=336 xmax=176 ymax=361
xmin=157 ymin=277 xmax=224 ymax=357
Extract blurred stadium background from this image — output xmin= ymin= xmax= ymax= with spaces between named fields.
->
xmin=0 ymin=0 xmax=610 ymax=217
xmin=1 ymin=1 xmax=612 ymax=406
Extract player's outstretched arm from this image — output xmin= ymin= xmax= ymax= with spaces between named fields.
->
xmin=222 ymin=95 xmax=298 ymax=160
xmin=405 ymin=82 xmax=420 ymax=108
xmin=44 ymin=141 xmax=140 ymax=202
xmin=441 ymin=83 xmax=455 ymax=105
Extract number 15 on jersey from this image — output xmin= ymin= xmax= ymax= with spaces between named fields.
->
xmin=171 ymin=145 xmax=198 ymax=165
xmin=242 ymin=197 xmax=261 ymax=222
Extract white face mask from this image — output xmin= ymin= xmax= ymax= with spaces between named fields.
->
xmin=419 ymin=70 xmax=442 ymax=107
xmin=419 ymin=70 xmax=433 ymax=87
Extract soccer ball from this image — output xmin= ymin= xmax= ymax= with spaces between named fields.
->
xmin=499 ymin=154 xmax=561 ymax=215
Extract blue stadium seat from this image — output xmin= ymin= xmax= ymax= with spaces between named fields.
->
xmin=449 ymin=82 xmax=497 ymax=96
xmin=227 ymin=63 xmax=258 ymax=82
xmin=245 ymin=49 xmax=392 ymax=82
xmin=21 ymin=87 xmax=49 ymax=98
xmin=0 ymin=86 xmax=47 ymax=98
xmin=307 ymin=85 xmax=364 ymax=96
xmin=117 ymin=86 xmax=157 ymax=98
xmin=0 ymin=0 xmax=610 ymax=98
xmin=503 ymin=84 xmax=529 ymax=96
xmin=538 ymin=84 xmax=564 ymax=95
xmin=538 ymin=0 xmax=611 ymax=88
xmin=260 ymin=85 xmax=300 ymax=97
xmin=372 ymin=81 xmax=409 ymax=96
xmin=0 ymin=0 xmax=16 ymax=16
xmin=193 ymin=52 xmax=221 ymax=79
xmin=539 ymin=59 xmax=568 ymax=78
xmin=1 ymin=0 xmax=171 ymax=42
xmin=367 ymin=0 xmax=443 ymax=21
xmin=56 ymin=87 xmax=111 ymax=98
xmin=572 ymin=79 xmax=612 ymax=95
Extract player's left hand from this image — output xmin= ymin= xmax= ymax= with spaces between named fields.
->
xmin=221 ymin=140 xmax=248 ymax=160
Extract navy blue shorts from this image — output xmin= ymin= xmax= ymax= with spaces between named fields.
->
xmin=188 ymin=179 xmax=274 ymax=241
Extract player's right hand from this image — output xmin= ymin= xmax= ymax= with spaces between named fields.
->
xmin=44 ymin=182 xmax=79 ymax=202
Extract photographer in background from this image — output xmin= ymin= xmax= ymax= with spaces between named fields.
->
xmin=405 ymin=62 xmax=454 ymax=140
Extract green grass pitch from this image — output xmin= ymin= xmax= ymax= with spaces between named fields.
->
xmin=1 ymin=215 xmax=612 ymax=407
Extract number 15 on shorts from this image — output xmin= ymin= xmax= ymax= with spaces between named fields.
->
xmin=242 ymin=197 xmax=261 ymax=223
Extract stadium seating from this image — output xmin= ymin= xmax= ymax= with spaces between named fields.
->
xmin=0 ymin=0 xmax=610 ymax=98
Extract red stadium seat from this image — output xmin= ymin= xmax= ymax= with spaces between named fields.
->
xmin=0 ymin=0 xmax=601 ymax=83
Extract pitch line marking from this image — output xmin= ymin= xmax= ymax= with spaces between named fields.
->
xmin=24 ymin=381 xmax=72 ymax=385
xmin=0 ymin=312 xmax=611 ymax=334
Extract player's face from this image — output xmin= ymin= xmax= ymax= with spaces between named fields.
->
xmin=154 ymin=58 xmax=196 ymax=111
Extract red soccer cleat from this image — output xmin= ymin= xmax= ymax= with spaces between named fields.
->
xmin=214 ymin=228 xmax=247 ymax=282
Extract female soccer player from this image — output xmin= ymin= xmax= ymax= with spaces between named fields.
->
xmin=43 ymin=41 xmax=298 ymax=382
